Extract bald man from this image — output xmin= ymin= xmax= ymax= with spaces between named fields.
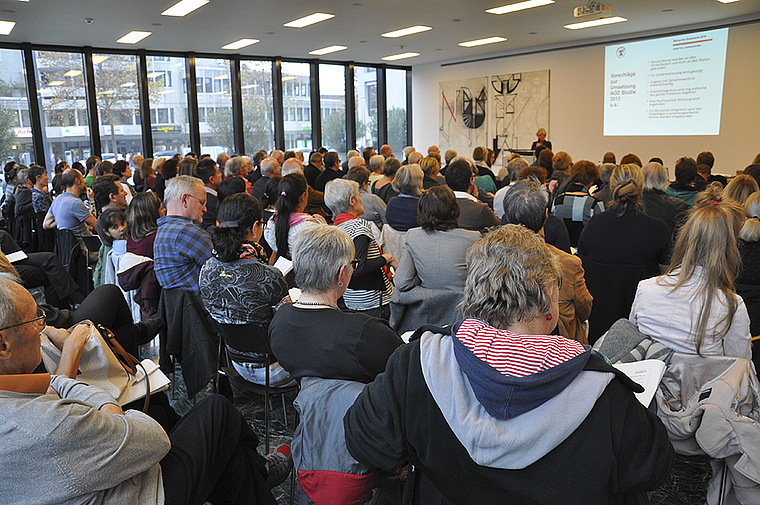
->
xmin=380 ymin=145 xmax=394 ymax=158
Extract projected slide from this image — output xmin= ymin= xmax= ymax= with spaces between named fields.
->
xmin=604 ymin=28 xmax=728 ymax=136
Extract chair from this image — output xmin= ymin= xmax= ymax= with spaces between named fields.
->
xmin=379 ymin=224 xmax=407 ymax=263
xmin=54 ymin=229 xmax=90 ymax=297
xmin=214 ymin=321 xmax=299 ymax=453
xmin=389 ymin=286 xmax=463 ymax=334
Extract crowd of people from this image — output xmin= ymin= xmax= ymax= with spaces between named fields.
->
xmin=0 ymin=134 xmax=759 ymax=503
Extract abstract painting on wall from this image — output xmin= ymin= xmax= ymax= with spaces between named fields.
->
xmin=490 ymin=70 xmax=550 ymax=161
xmin=439 ymin=77 xmax=488 ymax=158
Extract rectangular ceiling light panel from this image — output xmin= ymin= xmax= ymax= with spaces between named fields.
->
xmin=486 ymin=0 xmax=554 ymax=15
xmin=459 ymin=36 xmax=507 ymax=47
xmin=284 ymin=13 xmax=334 ymax=28
xmin=161 ymin=0 xmax=209 ymax=17
xmin=381 ymin=52 xmax=420 ymax=61
xmin=564 ymin=16 xmax=626 ymax=29
xmin=0 ymin=20 xmax=16 ymax=35
xmin=309 ymin=45 xmax=348 ymax=55
xmin=222 ymin=38 xmax=259 ymax=50
xmin=381 ymin=25 xmax=432 ymax=38
xmin=117 ymin=31 xmax=151 ymax=44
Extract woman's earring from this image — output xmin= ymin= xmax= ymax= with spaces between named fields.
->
xmin=338 ymin=281 xmax=343 ymax=287
xmin=546 ymin=314 xmax=553 ymax=321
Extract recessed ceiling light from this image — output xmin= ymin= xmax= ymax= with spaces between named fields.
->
xmin=117 ymin=31 xmax=151 ymax=44
xmin=120 ymin=82 xmax=136 ymax=87
xmin=564 ymin=16 xmax=627 ymax=29
xmin=459 ymin=36 xmax=507 ymax=47
xmin=222 ymin=38 xmax=259 ymax=50
xmin=92 ymin=55 xmax=110 ymax=64
xmin=213 ymin=74 xmax=228 ymax=80
xmin=284 ymin=13 xmax=334 ymax=28
xmin=381 ymin=25 xmax=431 ymax=38
xmin=281 ymin=76 xmax=297 ymax=81
xmin=48 ymin=80 xmax=65 ymax=86
xmin=147 ymin=72 xmax=162 ymax=78
xmin=241 ymin=84 xmax=256 ymax=89
xmin=161 ymin=0 xmax=208 ymax=17
xmin=381 ymin=52 xmax=420 ymax=61
xmin=486 ymin=0 xmax=554 ymax=15
xmin=0 ymin=20 xmax=16 ymax=35
xmin=717 ymin=0 xmax=740 ymax=3
xmin=99 ymin=89 xmax=116 ymax=95
xmin=63 ymin=70 xmax=82 ymax=77
xmin=309 ymin=45 xmax=347 ymax=55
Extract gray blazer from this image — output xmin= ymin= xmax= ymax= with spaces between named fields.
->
xmin=395 ymin=227 xmax=481 ymax=292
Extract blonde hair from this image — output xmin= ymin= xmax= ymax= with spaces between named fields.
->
xmin=740 ymin=192 xmax=760 ymax=242
xmin=723 ymin=174 xmax=759 ymax=206
xmin=664 ymin=199 xmax=744 ymax=355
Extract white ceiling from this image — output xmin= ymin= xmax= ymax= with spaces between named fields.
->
xmin=1 ymin=0 xmax=759 ymax=66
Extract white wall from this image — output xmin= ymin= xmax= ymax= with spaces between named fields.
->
xmin=411 ymin=22 xmax=760 ymax=176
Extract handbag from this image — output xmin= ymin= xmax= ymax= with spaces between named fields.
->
xmin=40 ymin=320 xmax=151 ymax=412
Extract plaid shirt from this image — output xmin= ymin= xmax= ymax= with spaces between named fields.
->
xmin=154 ymin=215 xmax=212 ymax=293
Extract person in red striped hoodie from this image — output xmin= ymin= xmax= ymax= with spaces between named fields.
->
xmin=345 ymin=224 xmax=673 ymax=505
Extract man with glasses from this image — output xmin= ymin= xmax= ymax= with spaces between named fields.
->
xmin=154 ymin=175 xmax=212 ymax=294
xmin=0 ymin=272 xmax=290 ymax=504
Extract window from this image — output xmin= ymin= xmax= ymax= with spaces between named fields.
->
xmin=205 ymin=77 xmax=212 ymax=94
xmin=197 ymin=58 xmax=234 ymax=154
xmin=320 ymin=63 xmax=346 ymax=155
xmin=297 ymin=108 xmax=303 ymax=121
xmin=93 ymin=53 xmax=143 ymax=159
xmin=386 ymin=68 xmax=408 ymax=157
xmin=148 ymin=56 xmax=189 ymax=154
xmin=281 ymin=62 xmax=312 ymax=151
xmin=354 ymin=67 xmax=378 ymax=150
xmin=0 ymin=49 xmax=35 ymax=165
xmin=34 ymin=50 xmax=91 ymax=167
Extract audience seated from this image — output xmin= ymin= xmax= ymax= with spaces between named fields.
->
xmin=344 ymin=225 xmax=673 ymax=503
xmin=504 ymin=179 xmax=593 ymax=344
xmin=493 ymin=157 xmax=528 ymax=219
xmin=371 ymin=157 xmax=400 ymax=203
xmin=347 ymin=166 xmax=387 ymax=231
xmin=640 ymin=162 xmax=689 ymax=237
xmin=665 ymin=157 xmax=700 ymax=207
xmin=631 ymin=191 xmax=751 ymax=359
xmin=550 ymin=160 xmax=604 ymax=247
xmin=445 ymin=157 xmax=500 ymax=233
xmin=200 ymin=193 xmax=293 ymax=387
xmin=263 ymin=173 xmax=325 ymax=261
xmin=385 ymin=164 xmax=424 ymax=233
xmin=578 ymin=163 xmax=671 ymax=343
xmin=0 ymin=273 xmax=290 ymax=505
xmin=736 ymin=192 xmax=760 ymax=374
xmin=723 ymin=174 xmax=759 ymax=206
xmin=325 ymin=179 xmax=396 ymax=319
xmin=269 ymin=225 xmax=403 ymax=383
xmin=194 ymin=158 xmax=222 ymax=230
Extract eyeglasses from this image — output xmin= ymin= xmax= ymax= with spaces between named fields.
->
xmin=557 ymin=277 xmax=563 ymax=290
xmin=186 ymin=193 xmax=207 ymax=207
xmin=0 ymin=307 xmax=46 ymax=332
xmin=350 ymin=259 xmax=360 ymax=269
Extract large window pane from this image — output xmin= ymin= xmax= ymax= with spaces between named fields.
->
xmin=93 ymin=54 xmax=142 ymax=165
xmin=386 ymin=68 xmax=408 ymax=157
xmin=0 ymin=49 xmax=35 ymax=166
xmin=34 ymin=51 xmax=91 ymax=168
xmin=148 ymin=56 xmax=190 ymax=156
xmin=354 ymin=66 xmax=378 ymax=151
xmin=196 ymin=57 xmax=234 ymax=156
xmin=319 ymin=64 xmax=346 ymax=156
xmin=281 ymin=62 xmax=311 ymax=152
xmin=240 ymin=60 xmax=275 ymax=154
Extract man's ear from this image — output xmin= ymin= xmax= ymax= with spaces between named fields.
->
xmin=0 ymin=332 xmax=12 ymax=360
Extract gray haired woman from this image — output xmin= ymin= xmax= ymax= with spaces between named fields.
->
xmin=324 ymin=179 xmax=396 ymax=319
xmin=268 ymin=225 xmax=403 ymax=383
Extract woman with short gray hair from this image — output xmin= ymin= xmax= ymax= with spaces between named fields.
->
xmin=269 ymin=225 xmax=403 ymax=383
xmin=325 ymin=179 xmax=396 ymax=319
xmin=386 ymin=164 xmax=424 ymax=232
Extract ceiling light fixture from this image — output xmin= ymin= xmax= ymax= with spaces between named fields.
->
xmin=281 ymin=76 xmax=297 ymax=81
xmin=284 ymin=13 xmax=334 ymax=28
xmin=99 ymin=89 xmax=116 ymax=95
xmin=120 ymin=82 xmax=136 ymax=87
xmin=161 ymin=0 xmax=208 ymax=17
xmin=486 ymin=0 xmax=554 ymax=15
xmin=381 ymin=52 xmax=420 ymax=61
xmin=92 ymin=55 xmax=110 ymax=64
xmin=48 ymin=80 xmax=64 ymax=86
xmin=381 ymin=25 xmax=431 ymax=38
xmin=146 ymin=71 xmax=162 ymax=78
xmin=309 ymin=45 xmax=347 ymax=55
xmin=63 ymin=70 xmax=82 ymax=77
xmin=0 ymin=20 xmax=15 ymax=35
xmin=213 ymin=74 xmax=228 ymax=80
xmin=117 ymin=31 xmax=151 ymax=44
xmin=564 ymin=16 xmax=626 ymax=29
xmin=222 ymin=38 xmax=259 ymax=50
xmin=717 ymin=0 xmax=740 ymax=3
xmin=459 ymin=36 xmax=507 ymax=47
